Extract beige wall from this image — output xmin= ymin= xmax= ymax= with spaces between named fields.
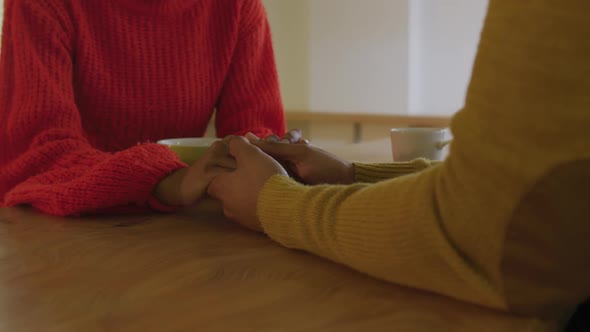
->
xmin=263 ymin=0 xmax=488 ymax=117
xmin=0 ymin=0 xmax=4 ymax=39
xmin=408 ymin=0 xmax=488 ymax=115
xmin=264 ymin=0 xmax=409 ymax=115
xmin=264 ymin=0 xmax=412 ymax=143
xmin=263 ymin=0 xmax=311 ymax=111
xmin=308 ymin=0 xmax=409 ymax=114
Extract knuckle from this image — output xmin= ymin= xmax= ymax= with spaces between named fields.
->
xmin=300 ymin=145 xmax=312 ymax=155
xmin=229 ymin=136 xmax=248 ymax=147
xmin=235 ymin=136 xmax=249 ymax=143
xmin=210 ymin=140 xmax=225 ymax=150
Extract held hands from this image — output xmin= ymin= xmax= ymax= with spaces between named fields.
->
xmin=208 ymin=130 xmax=355 ymax=233
xmin=246 ymin=133 xmax=354 ymax=185
xmin=154 ymin=140 xmax=237 ymax=206
xmin=207 ymin=137 xmax=288 ymax=231
xmin=153 ymin=130 xmax=307 ymax=208
xmin=155 ymin=129 xmax=355 ymax=233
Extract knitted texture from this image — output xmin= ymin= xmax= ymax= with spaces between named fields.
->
xmin=258 ymin=0 xmax=590 ymax=319
xmin=0 ymin=0 xmax=285 ymax=215
xmin=354 ymin=159 xmax=439 ymax=183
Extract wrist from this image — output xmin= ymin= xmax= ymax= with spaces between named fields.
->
xmin=153 ymin=168 xmax=189 ymax=206
xmin=341 ymin=161 xmax=355 ymax=184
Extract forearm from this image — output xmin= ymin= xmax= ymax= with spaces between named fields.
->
xmin=0 ymin=2 xmax=187 ymax=216
xmin=258 ymin=168 xmax=504 ymax=310
xmin=259 ymin=0 xmax=590 ymax=318
xmin=3 ymin=141 xmax=185 ymax=216
xmin=152 ymin=167 xmax=188 ymax=207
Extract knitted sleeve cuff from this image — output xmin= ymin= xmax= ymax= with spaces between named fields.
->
xmin=354 ymin=159 xmax=440 ymax=183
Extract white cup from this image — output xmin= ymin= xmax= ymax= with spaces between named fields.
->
xmin=390 ymin=128 xmax=451 ymax=162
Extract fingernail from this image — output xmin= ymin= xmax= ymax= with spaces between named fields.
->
xmin=245 ymin=132 xmax=259 ymax=141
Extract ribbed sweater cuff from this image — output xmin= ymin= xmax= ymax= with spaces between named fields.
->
xmin=258 ymin=175 xmax=310 ymax=248
xmin=136 ymin=144 xmax=187 ymax=212
xmin=354 ymin=159 xmax=438 ymax=183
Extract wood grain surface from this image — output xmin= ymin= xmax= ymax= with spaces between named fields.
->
xmin=0 ymin=203 xmax=554 ymax=332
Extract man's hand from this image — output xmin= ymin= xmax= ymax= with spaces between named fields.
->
xmin=207 ymin=137 xmax=288 ymax=232
xmin=247 ymin=135 xmax=354 ymax=185
xmin=154 ymin=140 xmax=236 ymax=206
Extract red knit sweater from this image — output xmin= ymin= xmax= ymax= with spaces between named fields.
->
xmin=0 ymin=0 xmax=286 ymax=216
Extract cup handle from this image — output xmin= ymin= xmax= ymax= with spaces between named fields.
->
xmin=435 ymin=140 xmax=452 ymax=150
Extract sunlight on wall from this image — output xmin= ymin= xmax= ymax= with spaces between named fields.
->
xmin=409 ymin=0 xmax=488 ymax=115
xmin=265 ymin=0 xmax=409 ymax=114
xmin=263 ymin=0 xmax=311 ymax=111
xmin=264 ymin=0 xmax=488 ymax=116
xmin=308 ymin=0 xmax=409 ymax=114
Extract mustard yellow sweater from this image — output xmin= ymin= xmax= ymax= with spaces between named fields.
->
xmin=258 ymin=0 xmax=590 ymax=320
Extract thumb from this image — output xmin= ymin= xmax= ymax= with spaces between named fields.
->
xmin=207 ymin=172 xmax=230 ymax=200
xmin=227 ymin=136 xmax=264 ymax=161
xmin=207 ymin=175 xmax=235 ymax=220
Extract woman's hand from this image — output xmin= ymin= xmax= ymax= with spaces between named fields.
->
xmin=246 ymin=135 xmax=355 ymax=185
xmin=207 ymin=136 xmax=288 ymax=232
xmin=153 ymin=140 xmax=236 ymax=206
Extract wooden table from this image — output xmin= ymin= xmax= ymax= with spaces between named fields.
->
xmin=0 ymin=143 xmax=556 ymax=332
